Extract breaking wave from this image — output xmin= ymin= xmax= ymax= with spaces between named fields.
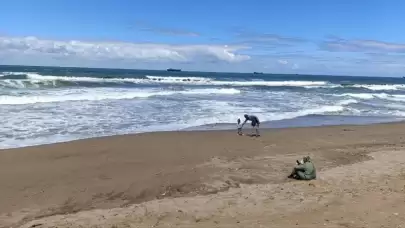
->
xmin=3 ymin=72 xmax=405 ymax=92
xmin=4 ymin=66 xmax=405 ymax=150
xmin=0 ymin=72 xmax=328 ymax=88
xmin=351 ymin=84 xmax=405 ymax=91
xmin=339 ymin=93 xmax=405 ymax=102
xmin=0 ymin=88 xmax=241 ymax=105
xmin=264 ymin=103 xmax=352 ymax=122
xmin=145 ymin=75 xmax=328 ymax=87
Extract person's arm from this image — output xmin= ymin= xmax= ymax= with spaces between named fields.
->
xmin=241 ymin=119 xmax=248 ymax=128
xmin=294 ymin=164 xmax=306 ymax=171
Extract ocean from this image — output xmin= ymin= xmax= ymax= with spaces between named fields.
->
xmin=1 ymin=65 xmax=405 ymax=149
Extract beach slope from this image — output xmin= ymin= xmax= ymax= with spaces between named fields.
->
xmin=2 ymin=123 xmax=405 ymax=227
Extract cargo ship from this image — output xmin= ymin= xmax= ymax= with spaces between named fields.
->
xmin=167 ymin=68 xmax=182 ymax=72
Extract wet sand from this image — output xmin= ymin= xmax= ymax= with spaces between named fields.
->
xmin=2 ymin=122 xmax=405 ymax=227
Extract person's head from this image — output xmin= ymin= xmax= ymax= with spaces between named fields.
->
xmin=303 ymin=156 xmax=311 ymax=163
xmin=244 ymin=114 xmax=249 ymax=119
xmin=237 ymin=118 xmax=241 ymax=124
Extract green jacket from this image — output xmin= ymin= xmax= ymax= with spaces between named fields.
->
xmin=295 ymin=161 xmax=316 ymax=180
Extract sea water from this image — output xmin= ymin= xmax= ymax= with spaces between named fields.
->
xmin=1 ymin=65 xmax=404 ymax=149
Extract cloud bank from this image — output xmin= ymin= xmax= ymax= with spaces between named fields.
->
xmin=1 ymin=34 xmax=405 ymax=76
xmin=0 ymin=36 xmax=250 ymax=64
xmin=321 ymin=37 xmax=405 ymax=53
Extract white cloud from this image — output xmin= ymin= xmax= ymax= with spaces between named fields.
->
xmin=321 ymin=37 xmax=405 ymax=53
xmin=0 ymin=36 xmax=250 ymax=64
xmin=2 ymin=35 xmax=405 ymax=76
xmin=277 ymin=59 xmax=288 ymax=65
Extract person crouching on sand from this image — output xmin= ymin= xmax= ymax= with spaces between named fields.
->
xmin=288 ymin=156 xmax=316 ymax=180
xmin=240 ymin=114 xmax=260 ymax=137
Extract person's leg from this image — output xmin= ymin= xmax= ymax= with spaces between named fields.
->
xmin=251 ymin=121 xmax=259 ymax=136
xmin=256 ymin=124 xmax=260 ymax=136
xmin=296 ymin=171 xmax=307 ymax=180
xmin=288 ymin=168 xmax=297 ymax=178
xmin=251 ymin=122 xmax=256 ymax=136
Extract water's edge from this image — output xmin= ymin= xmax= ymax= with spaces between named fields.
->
xmin=2 ymin=115 xmax=403 ymax=150
xmin=184 ymin=115 xmax=405 ymax=131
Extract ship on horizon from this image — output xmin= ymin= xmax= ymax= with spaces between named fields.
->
xmin=167 ymin=68 xmax=182 ymax=72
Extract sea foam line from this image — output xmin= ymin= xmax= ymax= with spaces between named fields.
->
xmin=338 ymin=93 xmax=405 ymax=102
xmin=0 ymin=88 xmax=241 ymax=105
xmin=5 ymin=72 xmax=405 ymax=91
xmin=352 ymin=84 xmax=405 ymax=91
xmin=146 ymin=75 xmax=327 ymax=87
xmin=0 ymin=72 xmax=329 ymax=88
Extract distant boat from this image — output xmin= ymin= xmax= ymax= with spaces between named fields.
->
xmin=167 ymin=68 xmax=181 ymax=72
xmin=253 ymin=72 xmax=263 ymax=74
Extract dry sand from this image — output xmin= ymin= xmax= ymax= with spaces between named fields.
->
xmin=2 ymin=122 xmax=405 ymax=227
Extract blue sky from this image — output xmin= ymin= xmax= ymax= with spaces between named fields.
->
xmin=1 ymin=0 xmax=405 ymax=76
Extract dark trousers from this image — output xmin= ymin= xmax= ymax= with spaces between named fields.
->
xmin=290 ymin=168 xmax=309 ymax=180
xmin=251 ymin=122 xmax=260 ymax=136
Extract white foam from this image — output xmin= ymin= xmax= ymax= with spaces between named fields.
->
xmin=0 ymin=89 xmax=362 ymax=149
xmin=384 ymin=103 xmax=405 ymax=110
xmin=277 ymin=105 xmax=345 ymax=120
xmin=25 ymin=73 xmax=142 ymax=83
xmin=352 ymin=84 xmax=405 ymax=91
xmin=146 ymin=75 xmax=212 ymax=82
xmin=146 ymin=75 xmax=327 ymax=87
xmin=25 ymin=73 xmax=208 ymax=84
xmin=193 ymin=104 xmax=347 ymax=125
xmin=5 ymin=72 xmax=405 ymax=91
xmin=212 ymin=80 xmax=327 ymax=87
xmin=0 ymin=71 xmax=28 ymax=76
xmin=309 ymin=83 xmax=405 ymax=91
xmin=0 ymin=73 xmax=330 ymax=88
xmin=187 ymin=102 xmax=348 ymax=127
xmin=337 ymin=99 xmax=358 ymax=105
xmin=339 ymin=93 xmax=376 ymax=100
xmin=182 ymin=88 xmax=240 ymax=95
xmin=304 ymin=84 xmax=342 ymax=89
xmin=338 ymin=92 xmax=405 ymax=101
xmin=0 ymin=79 xmax=28 ymax=88
xmin=379 ymin=94 xmax=405 ymax=102
xmin=0 ymin=88 xmax=241 ymax=105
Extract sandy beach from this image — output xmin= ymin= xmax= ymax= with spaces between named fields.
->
xmin=2 ymin=122 xmax=405 ymax=228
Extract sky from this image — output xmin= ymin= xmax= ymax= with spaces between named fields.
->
xmin=0 ymin=0 xmax=405 ymax=76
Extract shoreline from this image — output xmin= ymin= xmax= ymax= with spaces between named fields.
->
xmin=2 ymin=121 xmax=405 ymax=227
xmin=184 ymin=114 xmax=404 ymax=131
xmin=1 ymin=114 xmax=403 ymax=150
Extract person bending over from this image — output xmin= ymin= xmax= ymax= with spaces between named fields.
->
xmin=288 ymin=156 xmax=316 ymax=180
xmin=241 ymin=114 xmax=260 ymax=136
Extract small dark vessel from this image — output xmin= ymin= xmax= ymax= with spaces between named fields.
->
xmin=253 ymin=72 xmax=263 ymax=74
xmin=167 ymin=68 xmax=181 ymax=72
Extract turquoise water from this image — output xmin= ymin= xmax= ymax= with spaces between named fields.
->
xmin=1 ymin=65 xmax=405 ymax=149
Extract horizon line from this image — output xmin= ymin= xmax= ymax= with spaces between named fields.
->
xmin=0 ymin=64 xmax=400 ymax=79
